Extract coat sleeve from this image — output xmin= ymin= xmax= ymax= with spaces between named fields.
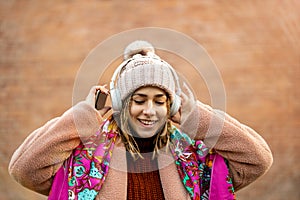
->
xmin=8 ymin=102 xmax=103 ymax=195
xmin=180 ymin=100 xmax=273 ymax=191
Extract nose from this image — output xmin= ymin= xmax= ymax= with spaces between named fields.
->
xmin=143 ymin=101 xmax=155 ymax=116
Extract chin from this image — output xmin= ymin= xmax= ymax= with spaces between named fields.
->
xmin=134 ymin=130 xmax=157 ymax=138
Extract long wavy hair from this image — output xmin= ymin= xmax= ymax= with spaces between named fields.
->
xmin=114 ymin=92 xmax=173 ymax=160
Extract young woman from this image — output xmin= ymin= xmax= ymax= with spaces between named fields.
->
xmin=9 ymin=41 xmax=273 ymax=200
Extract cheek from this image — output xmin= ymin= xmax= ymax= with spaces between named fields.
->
xmin=158 ymin=106 xmax=168 ymax=118
xmin=129 ymin=104 xmax=139 ymax=117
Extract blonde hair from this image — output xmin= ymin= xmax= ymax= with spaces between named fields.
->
xmin=116 ymin=94 xmax=172 ymax=160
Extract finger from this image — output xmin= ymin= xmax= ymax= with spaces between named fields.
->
xmin=89 ymin=86 xmax=99 ymax=95
xmin=96 ymin=85 xmax=110 ymax=96
xmin=182 ymin=82 xmax=194 ymax=100
xmin=89 ymin=85 xmax=109 ymax=98
xmin=180 ymin=92 xmax=189 ymax=105
xmin=86 ymin=85 xmax=107 ymax=106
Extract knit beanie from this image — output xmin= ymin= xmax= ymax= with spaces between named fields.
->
xmin=115 ymin=40 xmax=178 ymax=103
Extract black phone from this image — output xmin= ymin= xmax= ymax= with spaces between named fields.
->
xmin=95 ymin=91 xmax=107 ymax=110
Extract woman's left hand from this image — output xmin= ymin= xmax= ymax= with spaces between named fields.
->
xmin=170 ymin=83 xmax=196 ymax=124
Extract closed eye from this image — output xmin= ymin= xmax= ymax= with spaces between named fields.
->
xmin=155 ymin=101 xmax=165 ymax=105
xmin=133 ymin=100 xmax=145 ymax=105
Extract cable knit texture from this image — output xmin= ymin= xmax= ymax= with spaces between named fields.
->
xmin=126 ymin=135 xmax=165 ymax=200
xmin=117 ymin=57 xmax=176 ymax=101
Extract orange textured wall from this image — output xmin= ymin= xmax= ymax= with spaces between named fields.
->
xmin=1 ymin=1 xmax=299 ymax=199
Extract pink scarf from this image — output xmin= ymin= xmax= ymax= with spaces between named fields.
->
xmin=49 ymin=119 xmax=235 ymax=200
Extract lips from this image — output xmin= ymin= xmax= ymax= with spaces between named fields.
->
xmin=138 ymin=119 xmax=157 ymax=126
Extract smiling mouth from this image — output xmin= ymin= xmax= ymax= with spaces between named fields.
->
xmin=138 ymin=119 xmax=157 ymax=126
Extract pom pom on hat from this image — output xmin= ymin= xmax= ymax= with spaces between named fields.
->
xmin=123 ymin=40 xmax=155 ymax=60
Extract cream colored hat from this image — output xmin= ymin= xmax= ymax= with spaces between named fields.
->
xmin=111 ymin=40 xmax=181 ymax=116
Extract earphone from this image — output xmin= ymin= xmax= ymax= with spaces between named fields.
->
xmin=110 ymin=54 xmax=182 ymax=116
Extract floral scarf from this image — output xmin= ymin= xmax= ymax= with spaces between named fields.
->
xmin=49 ymin=119 xmax=235 ymax=200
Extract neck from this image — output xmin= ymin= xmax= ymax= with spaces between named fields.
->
xmin=127 ymin=134 xmax=160 ymax=173
xmin=133 ymin=134 xmax=157 ymax=153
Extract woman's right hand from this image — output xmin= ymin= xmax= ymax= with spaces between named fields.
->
xmin=85 ymin=85 xmax=111 ymax=116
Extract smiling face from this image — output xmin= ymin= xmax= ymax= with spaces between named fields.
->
xmin=128 ymin=86 xmax=169 ymax=138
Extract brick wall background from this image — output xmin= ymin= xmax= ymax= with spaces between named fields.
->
xmin=1 ymin=1 xmax=299 ymax=199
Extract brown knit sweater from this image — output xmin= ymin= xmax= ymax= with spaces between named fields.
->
xmin=127 ymin=135 xmax=165 ymax=200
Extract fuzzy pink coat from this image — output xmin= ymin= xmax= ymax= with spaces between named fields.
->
xmin=9 ymin=101 xmax=273 ymax=199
